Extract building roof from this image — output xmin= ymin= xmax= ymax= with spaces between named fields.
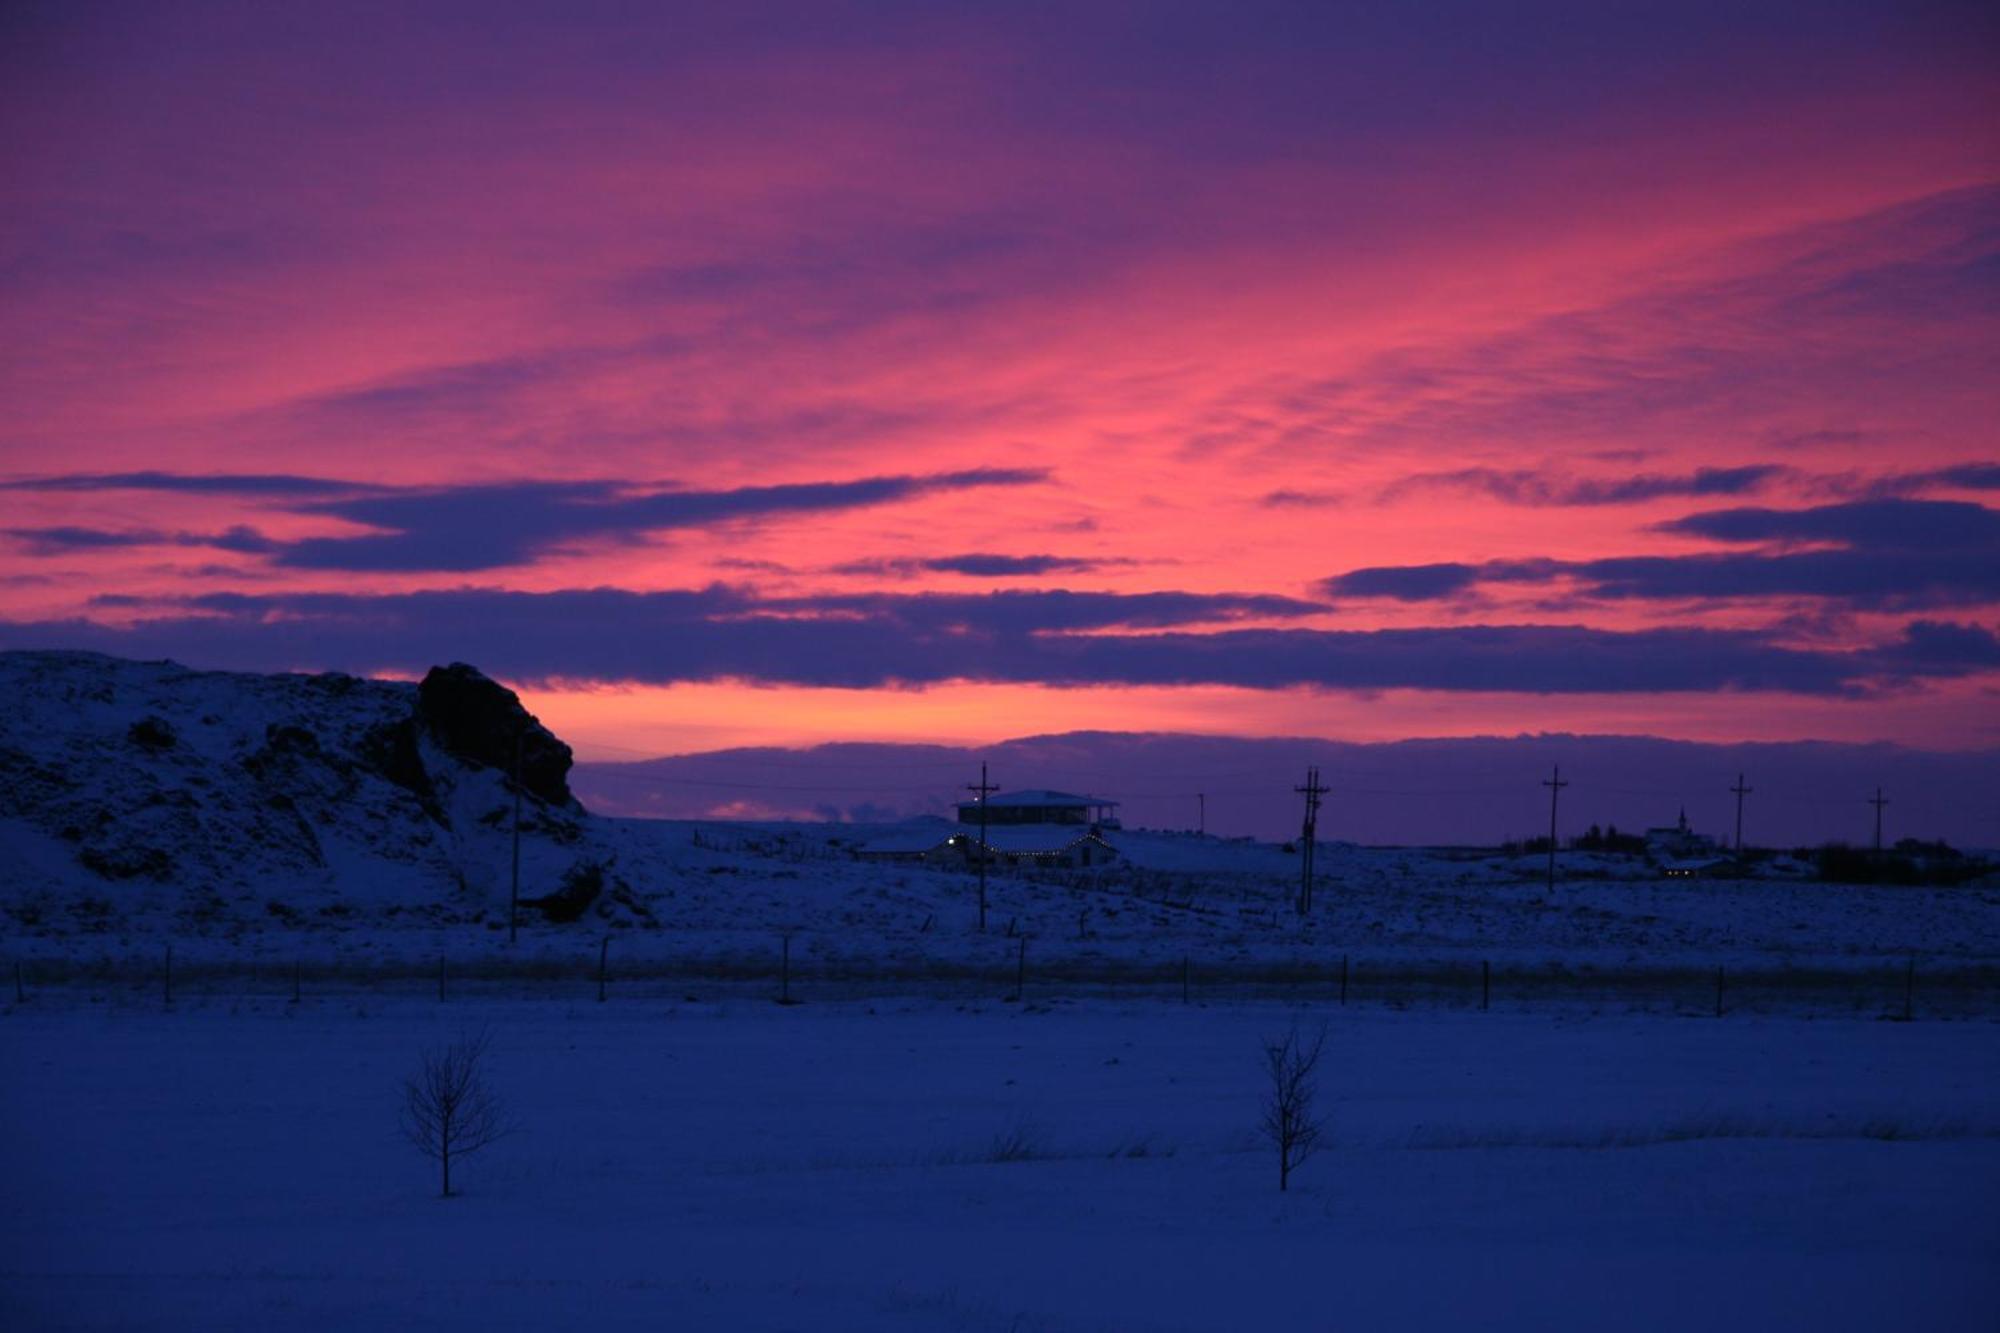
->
xmin=962 ymin=788 xmax=1118 ymax=809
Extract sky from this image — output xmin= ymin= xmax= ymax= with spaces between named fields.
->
xmin=2 ymin=1 xmax=1997 ymax=769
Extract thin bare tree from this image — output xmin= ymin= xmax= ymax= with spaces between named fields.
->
xmin=399 ymin=1029 xmax=510 ymax=1197
xmin=1259 ymin=1023 xmax=1326 ymax=1192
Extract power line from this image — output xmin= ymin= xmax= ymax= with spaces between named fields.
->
xmin=1542 ymin=764 xmax=1568 ymax=894
xmin=1293 ymin=766 xmax=1328 ymax=916
xmin=967 ymin=762 xmax=997 ymax=934
xmin=1730 ymin=772 xmax=1753 ymax=854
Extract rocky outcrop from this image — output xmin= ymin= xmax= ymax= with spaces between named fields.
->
xmin=0 ymin=650 xmax=622 ymax=928
xmin=127 ymin=716 xmax=178 ymax=752
xmin=416 ymin=663 xmax=577 ymax=809
xmin=524 ymin=859 xmax=605 ymax=922
xmin=358 ymin=715 xmax=445 ymax=824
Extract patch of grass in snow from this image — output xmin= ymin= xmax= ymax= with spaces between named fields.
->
xmin=985 ymin=1120 xmax=1044 ymax=1163
xmin=928 ymin=1123 xmax=1179 ymax=1167
xmin=1104 ymin=1131 xmax=1176 ymax=1159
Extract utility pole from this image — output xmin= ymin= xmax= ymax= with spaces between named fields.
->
xmin=509 ymin=725 xmax=524 ymax=945
xmin=968 ymin=762 xmax=997 ymax=932
xmin=1730 ymin=773 xmax=1752 ymax=854
xmin=1294 ymin=766 xmax=1328 ymax=915
xmin=1197 ymin=792 xmax=1206 ymax=837
xmin=1870 ymin=787 xmax=1889 ymax=853
xmin=1542 ymin=764 xmax=1568 ymax=895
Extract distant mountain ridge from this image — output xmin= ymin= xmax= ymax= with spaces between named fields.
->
xmin=574 ymin=730 xmax=2000 ymax=848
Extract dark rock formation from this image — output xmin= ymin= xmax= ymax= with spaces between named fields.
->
xmin=416 ymin=663 xmax=576 ymax=808
xmin=358 ymin=715 xmax=441 ymax=822
xmin=524 ymin=859 xmax=603 ymax=922
xmin=79 ymin=843 xmax=174 ymax=880
xmin=128 ymin=717 xmax=177 ymax=752
xmin=0 ymin=651 xmax=621 ymax=919
xmin=263 ymin=723 xmax=321 ymax=756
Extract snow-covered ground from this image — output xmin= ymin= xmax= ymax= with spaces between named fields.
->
xmin=2 ymin=997 xmax=1995 ymax=1331
xmin=7 ymin=657 xmax=1997 ymax=1328
xmin=13 ymin=817 xmax=1997 ymax=996
xmin=6 ymin=652 xmax=1994 ymax=990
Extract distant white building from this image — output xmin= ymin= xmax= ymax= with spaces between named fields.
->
xmin=954 ymin=789 xmax=1120 ymax=829
xmin=858 ymin=788 xmax=1122 ymax=868
xmin=1646 ymin=809 xmax=1717 ymax=860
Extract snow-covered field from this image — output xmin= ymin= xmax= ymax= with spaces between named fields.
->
xmin=14 ymin=817 xmax=2000 ymax=975
xmin=7 ymin=653 xmax=1998 ymax=1329
xmin=3 ymin=996 xmax=1996 ymax=1331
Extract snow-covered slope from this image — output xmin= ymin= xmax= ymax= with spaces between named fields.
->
xmin=0 ymin=651 xmax=642 ymax=928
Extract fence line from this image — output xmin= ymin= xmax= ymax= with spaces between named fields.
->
xmin=6 ymin=947 xmax=1995 ymax=1019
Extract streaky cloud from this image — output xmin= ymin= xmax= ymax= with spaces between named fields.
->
xmin=5 ymin=525 xmax=278 ymax=556
xmin=278 ymin=469 xmax=1049 ymax=572
xmin=1657 ymin=498 xmax=2000 ymax=550
xmin=831 ymin=552 xmax=1122 ymax=578
xmin=1323 ymin=563 xmax=1480 ymax=601
xmin=1256 ymin=489 xmax=1343 ymax=509
xmin=1379 ymin=464 xmax=1789 ymax=507
xmin=0 ymin=470 xmax=368 ymax=496
xmin=0 ymin=468 xmax=1052 ymax=573
xmin=1327 ymin=499 xmax=2000 ymax=610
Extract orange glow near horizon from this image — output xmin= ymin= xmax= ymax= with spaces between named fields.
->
xmin=2 ymin=4 xmax=1995 ymax=753
xmin=518 ymin=676 xmax=2000 ymax=763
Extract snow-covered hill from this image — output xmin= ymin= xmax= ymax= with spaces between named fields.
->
xmin=0 ymin=651 xmax=644 ymax=928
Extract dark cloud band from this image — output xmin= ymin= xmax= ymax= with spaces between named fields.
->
xmin=1 ymin=468 xmax=1050 ymax=572
xmin=2 ymin=586 xmax=1989 ymax=696
xmin=1326 ymin=499 xmax=2000 ymax=609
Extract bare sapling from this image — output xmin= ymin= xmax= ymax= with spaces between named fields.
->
xmin=400 ymin=1029 xmax=510 ymax=1198
xmin=1259 ymin=1023 xmax=1327 ymax=1192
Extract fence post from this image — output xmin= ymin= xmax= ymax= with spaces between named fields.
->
xmin=1482 ymin=959 xmax=1490 ymax=1012
xmin=1902 ymin=957 xmax=1915 ymax=1022
xmin=778 ymin=934 xmax=794 ymax=1005
xmin=1339 ymin=954 xmax=1348 ymax=1006
xmin=598 ymin=937 xmax=610 ymax=1003
xmin=163 ymin=946 xmax=173 ymax=1008
xmin=1714 ymin=965 xmax=1724 ymax=1019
